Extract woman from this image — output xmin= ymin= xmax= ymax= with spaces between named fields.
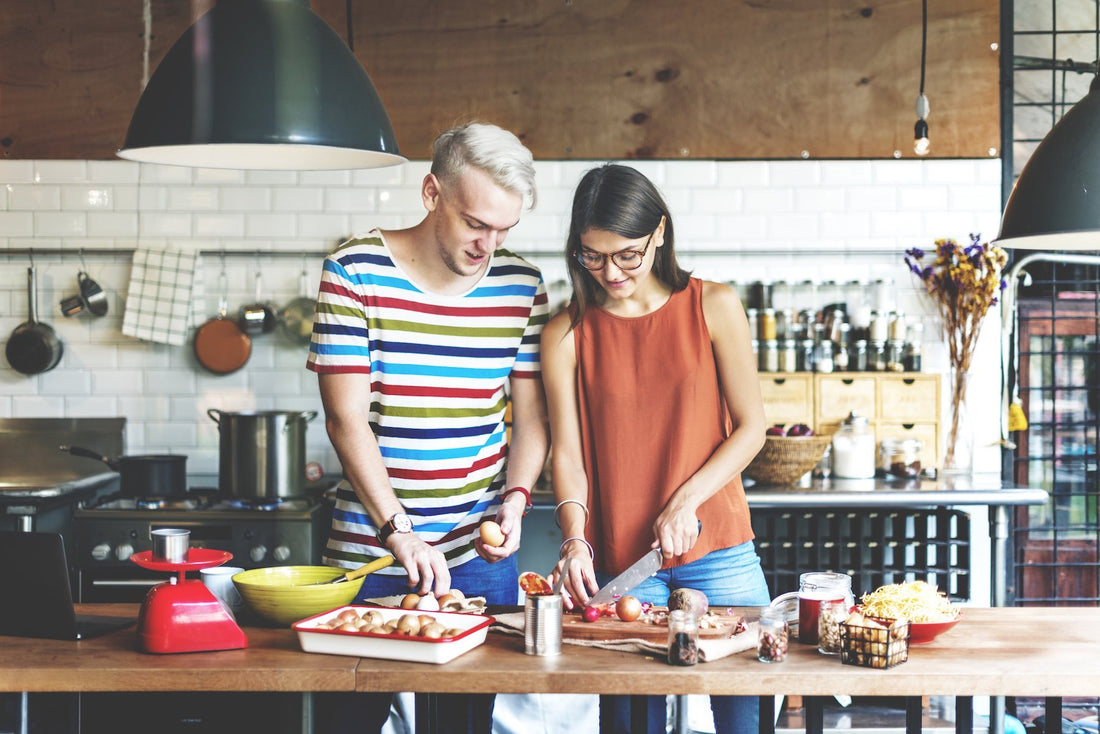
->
xmin=541 ymin=164 xmax=771 ymax=733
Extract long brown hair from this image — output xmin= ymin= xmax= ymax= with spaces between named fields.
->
xmin=565 ymin=164 xmax=691 ymax=328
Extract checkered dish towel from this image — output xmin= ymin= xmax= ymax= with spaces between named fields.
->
xmin=122 ymin=248 xmax=206 ymax=346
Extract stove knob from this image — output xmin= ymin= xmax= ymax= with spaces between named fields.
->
xmin=91 ymin=543 xmax=111 ymax=562
xmin=250 ymin=545 xmax=268 ymax=563
xmin=273 ymin=545 xmax=291 ymax=562
xmin=115 ymin=543 xmax=134 ymax=562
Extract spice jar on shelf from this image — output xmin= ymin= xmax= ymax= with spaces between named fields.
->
xmin=757 ymin=607 xmax=789 ymax=663
xmin=667 ymin=610 xmax=699 ymax=666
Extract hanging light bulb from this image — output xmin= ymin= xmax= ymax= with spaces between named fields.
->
xmin=912 ymin=0 xmax=930 ymax=157
xmin=914 ymin=94 xmax=931 ymax=156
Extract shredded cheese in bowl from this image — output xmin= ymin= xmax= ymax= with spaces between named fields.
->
xmin=859 ymin=581 xmax=960 ymax=623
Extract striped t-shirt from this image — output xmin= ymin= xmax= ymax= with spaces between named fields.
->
xmin=307 ymin=230 xmax=548 ymax=573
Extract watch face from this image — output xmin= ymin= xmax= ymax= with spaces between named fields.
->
xmin=394 ymin=513 xmax=413 ymax=533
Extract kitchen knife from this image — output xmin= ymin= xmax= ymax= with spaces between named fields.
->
xmin=586 ymin=547 xmax=662 ymax=608
xmin=585 ymin=521 xmax=701 ymax=607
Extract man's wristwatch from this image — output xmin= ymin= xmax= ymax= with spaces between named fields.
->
xmin=376 ymin=512 xmax=413 ymax=545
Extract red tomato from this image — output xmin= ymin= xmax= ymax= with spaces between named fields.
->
xmin=518 ymin=571 xmax=553 ymax=596
xmin=616 ymin=595 xmax=642 ymax=622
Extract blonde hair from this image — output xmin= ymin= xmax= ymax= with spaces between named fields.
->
xmin=431 ymin=122 xmax=537 ymax=209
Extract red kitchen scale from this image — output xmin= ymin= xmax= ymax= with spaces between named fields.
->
xmin=130 ymin=548 xmax=248 ymax=654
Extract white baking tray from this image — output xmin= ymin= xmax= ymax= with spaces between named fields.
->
xmin=292 ymin=605 xmax=493 ymax=664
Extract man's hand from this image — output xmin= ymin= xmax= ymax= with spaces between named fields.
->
xmin=476 ymin=500 xmax=524 ymax=563
xmin=388 ymin=532 xmax=451 ymax=596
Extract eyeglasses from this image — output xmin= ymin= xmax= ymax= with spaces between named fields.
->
xmin=574 ymin=233 xmax=653 ymax=272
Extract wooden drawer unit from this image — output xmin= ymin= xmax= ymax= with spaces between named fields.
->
xmin=758 ymin=374 xmax=813 ymax=425
xmin=878 ymin=375 xmax=940 ymax=423
xmin=815 ymin=375 xmax=877 ymax=425
xmin=761 ymin=372 xmax=942 ymax=467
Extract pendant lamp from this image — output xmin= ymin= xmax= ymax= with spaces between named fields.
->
xmin=118 ymin=0 xmax=404 ymax=170
xmin=913 ymin=0 xmax=931 ymax=156
xmin=996 ymin=73 xmax=1100 ymax=250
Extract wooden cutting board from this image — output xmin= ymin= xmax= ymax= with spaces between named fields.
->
xmin=561 ymin=608 xmax=745 ymax=643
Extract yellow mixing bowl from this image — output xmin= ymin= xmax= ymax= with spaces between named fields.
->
xmin=232 ymin=566 xmax=365 ymax=626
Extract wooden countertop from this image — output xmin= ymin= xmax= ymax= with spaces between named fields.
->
xmin=1 ymin=605 xmax=1096 ymax=699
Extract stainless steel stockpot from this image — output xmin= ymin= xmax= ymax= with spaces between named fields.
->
xmin=207 ymin=409 xmax=318 ymax=499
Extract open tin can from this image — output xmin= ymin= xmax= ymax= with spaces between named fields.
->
xmin=524 ymin=593 xmax=562 ymax=656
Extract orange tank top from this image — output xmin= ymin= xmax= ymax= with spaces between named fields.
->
xmin=574 ymin=277 xmax=754 ymax=574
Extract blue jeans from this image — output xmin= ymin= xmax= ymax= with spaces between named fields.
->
xmin=318 ymin=555 xmax=519 ymax=734
xmin=354 ymin=553 xmax=520 ymax=605
xmin=599 ymin=542 xmax=771 ymax=734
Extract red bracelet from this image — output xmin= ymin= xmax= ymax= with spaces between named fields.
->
xmin=502 ymin=487 xmax=533 ymax=517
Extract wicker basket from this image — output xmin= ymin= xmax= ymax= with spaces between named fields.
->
xmin=744 ymin=434 xmax=832 ymax=486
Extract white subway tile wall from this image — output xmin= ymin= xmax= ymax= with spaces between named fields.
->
xmin=1 ymin=158 xmax=1004 ymax=477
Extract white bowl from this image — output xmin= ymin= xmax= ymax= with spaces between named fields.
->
xmin=293 ymin=605 xmax=493 ymax=664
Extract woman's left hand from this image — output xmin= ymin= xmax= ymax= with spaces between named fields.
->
xmin=652 ymin=507 xmax=701 ymax=559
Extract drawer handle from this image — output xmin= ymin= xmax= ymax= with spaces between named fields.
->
xmin=903 ymin=378 xmax=915 ymax=385
xmin=842 ymin=378 xmax=854 ymax=385
xmin=902 ymin=423 xmax=915 ymax=430
xmin=772 ymin=378 xmax=786 ymax=385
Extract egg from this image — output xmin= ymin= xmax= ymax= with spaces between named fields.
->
xmin=415 ymin=594 xmax=440 ymax=611
xmin=480 ymin=520 xmax=505 ymax=547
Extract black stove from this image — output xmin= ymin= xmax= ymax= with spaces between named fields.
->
xmin=72 ymin=488 xmax=332 ymax=603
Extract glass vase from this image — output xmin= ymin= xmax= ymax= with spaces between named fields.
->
xmin=942 ymin=368 xmax=974 ymax=475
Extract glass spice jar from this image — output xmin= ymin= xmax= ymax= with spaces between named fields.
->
xmin=887 ymin=438 xmax=923 ymax=478
xmin=667 ymin=610 xmax=699 ymax=666
xmin=779 ymin=339 xmax=798 ymax=373
xmin=817 ymin=598 xmax=847 ymax=655
xmin=757 ymin=607 xmax=789 ymax=663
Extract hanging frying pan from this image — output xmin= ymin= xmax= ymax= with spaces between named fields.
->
xmin=193 ymin=270 xmax=251 ymax=374
xmin=5 ymin=266 xmax=64 ymax=375
xmin=279 ymin=268 xmax=317 ymax=345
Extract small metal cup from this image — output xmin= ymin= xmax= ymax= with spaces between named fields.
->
xmin=151 ymin=528 xmax=190 ymax=563
xmin=524 ymin=593 xmax=563 ymax=656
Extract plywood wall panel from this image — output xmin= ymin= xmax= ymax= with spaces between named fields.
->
xmin=0 ymin=0 xmax=999 ymax=162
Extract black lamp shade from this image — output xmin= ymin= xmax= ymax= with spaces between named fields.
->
xmin=997 ymin=76 xmax=1100 ymax=250
xmin=118 ymin=0 xmax=404 ymax=170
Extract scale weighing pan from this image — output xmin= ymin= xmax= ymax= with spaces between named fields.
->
xmin=131 ymin=548 xmax=248 ymax=654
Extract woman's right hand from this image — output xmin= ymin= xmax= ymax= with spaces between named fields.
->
xmin=549 ymin=543 xmax=599 ymax=610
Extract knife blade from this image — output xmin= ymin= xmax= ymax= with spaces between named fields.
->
xmin=586 ymin=547 xmax=663 ymax=608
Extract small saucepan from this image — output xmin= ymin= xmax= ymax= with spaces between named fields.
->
xmin=5 ymin=266 xmax=64 ymax=376
xmin=62 ymin=445 xmax=187 ymax=498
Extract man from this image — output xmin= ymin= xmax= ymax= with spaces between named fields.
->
xmin=307 ymin=122 xmax=549 ymax=733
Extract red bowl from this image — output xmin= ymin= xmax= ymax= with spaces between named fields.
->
xmin=909 ymin=614 xmax=961 ymax=643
